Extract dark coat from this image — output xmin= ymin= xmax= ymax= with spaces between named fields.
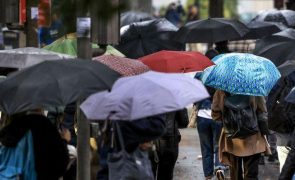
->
xmin=0 ymin=114 xmax=69 ymax=180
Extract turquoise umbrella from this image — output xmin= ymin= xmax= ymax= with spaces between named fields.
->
xmin=201 ymin=53 xmax=281 ymax=96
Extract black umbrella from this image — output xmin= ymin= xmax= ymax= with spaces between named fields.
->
xmin=277 ymin=60 xmax=295 ymax=77
xmin=251 ymin=9 xmax=295 ymax=27
xmin=242 ymin=21 xmax=286 ymax=39
xmin=174 ymin=18 xmax=249 ymax=43
xmin=0 ymin=59 xmax=121 ymax=115
xmin=253 ymin=28 xmax=295 ymax=66
xmin=116 ymin=18 xmax=184 ymax=59
xmin=120 ymin=11 xmax=155 ymax=27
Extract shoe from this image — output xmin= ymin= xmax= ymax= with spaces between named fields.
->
xmin=215 ymin=169 xmax=225 ymax=180
xmin=205 ymin=175 xmax=212 ymax=180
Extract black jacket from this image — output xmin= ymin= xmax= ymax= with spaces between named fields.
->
xmin=279 ymin=130 xmax=295 ymax=180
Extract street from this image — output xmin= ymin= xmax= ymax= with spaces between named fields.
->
xmin=174 ymin=128 xmax=280 ymax=180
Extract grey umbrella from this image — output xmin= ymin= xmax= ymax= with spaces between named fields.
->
xmin=81 ymin=71 xmax=209 ymax=121
xmin=0 ymin=59 xmax=121 ymax=115
xmin=0 ymin=47 xmax=73 ymax=69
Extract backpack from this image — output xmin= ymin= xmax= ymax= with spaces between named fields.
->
xmin=267 ymin=74 xmax=295 ymax=133
xmin=223 ymin=95 xmax=259 ymax=139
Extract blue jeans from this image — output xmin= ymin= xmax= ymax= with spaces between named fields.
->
xmin=197 ymin=116 xmax=223 ymax=177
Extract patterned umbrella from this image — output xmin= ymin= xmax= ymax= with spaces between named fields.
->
xmin=93 ymin=55 xmax=149 ymax=76
xmin=139 ymin=50 xmax=214 ymax=73
xmin=43 ymin=33 xmax=125 ymax=57
xmin=201 ymin=53 xmax=281 ymax=96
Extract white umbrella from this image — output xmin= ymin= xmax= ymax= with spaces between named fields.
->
xmin=0 ymin=47 xmax=73 ymax=69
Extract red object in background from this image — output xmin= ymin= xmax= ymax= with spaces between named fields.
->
xmin=19 ymin=0 xmax=26 ymax=25
xmin=38 ymin=0 xmax=51 ymax=27
xmin=139 ymin=50 xmax=215 ymax=73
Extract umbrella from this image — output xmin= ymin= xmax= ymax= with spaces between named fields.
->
xmin=251 ymin=9 xmax=295 ymax=27
xmin=201 ymin=53 xmax=281 ymax=96
xmin=121 ymin=11 xmax=155 ymax=27
xmin=116 ymin=18 xmax=184 ymax=59
xmin=80 ymin=71 xmax=209 ymax=120
xmin=43 ymin=33 xmax=125 ymax=57
xmin=0 ymin=47 xmax=73 ymax=69
xmin=253 ymin=28 xmax=295 ymax=66
xmin=174 ymin=18 xmax=249 ymax=43
xmin=139 ymin=50 xmax=214 ymax=73
xmin=243 ymin=21 xmax=286 ymax=39
xmin=93 ymin=55 xmax=149 ymax=76
xmin=0 ymin=60 xmax=121 ymax=115
xmin=286 ymin=87 xmax=295 ymax=103
xmin=277 ymin=60 xmax=295 ymax=77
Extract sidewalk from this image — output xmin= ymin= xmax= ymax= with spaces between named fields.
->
xmin=173 ymin=128 xmax=280 ymax=180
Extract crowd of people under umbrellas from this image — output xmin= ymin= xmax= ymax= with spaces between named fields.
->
xmin=0 ymin=2 xmax=295 ymax=180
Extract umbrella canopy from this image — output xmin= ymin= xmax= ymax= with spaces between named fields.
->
xmin=121 ymin=11 xmax=155 ymax=27
xmin=139 ymin=50 xmax=214 ymax=73
xmin=116 ymin=18 xmax=184 ymax=59
xmin=286 ymin=87 xmax=295 ymax=103
xmin=0 ymin=60 xmax=121 ymax=115
xmin=201 ymin=53 xmax=281 ymax=96
xmin=251 ymin=9 xmax=295 ymax=27
xmin=0 ymin=47 xmax=73 ymax=69
xmin=174 ymin=18 xmax=249 ymax=43
xmin=93 ymin=55 xmax=149 ymax=76
xmin=243 ymin=21 xmax=286 ymax=39
xmin=80 ymin=71 xmax=209 ymax=121
xmin=43 ymin=33 xmax=125 ymax=57
xmin=277 ymin=60 xmax=295 ymax=77
xmin=253 ymin=28 xmax=295 ymax=66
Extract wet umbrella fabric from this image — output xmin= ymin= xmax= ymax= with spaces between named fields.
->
xmin=116 ymin=18 xmax=184 ymax=59
xmin=174 ymin=18 xmax=249 ymax=43
xmin=277 ymin=60 xmax=295 ymax=77
xmin=80 ymin=71 xmax=209 ymax=121
xmin=243 ymin=21 xmax=286 ymax=39
xmin=201 ymin=53 xmax=281 ymax=96
xmin=251 ymin=9 xmax=295 ymax=27
xmin=93 ymin=55 xmax=149 ymax=76
xmin=139 ymin=50 xmax=214 ymax=73
xmin=121 ymin=11 xmax=155 ymax=27
xmin=253 ymin=28 xmax=295 ymax=66
xmin=43 ymin=33 xmax=125 ymax=57
xmin=0 ymin=47 xmax=73 ymax=69
xmin=0 ymin=60 xmax=121 ymax=115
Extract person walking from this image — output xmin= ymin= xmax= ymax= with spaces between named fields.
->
xmin=195 ymin=87 xmax=225 ymax=180
xmin=153 ymin=109 xmax=189 ymax=180
xmin=212 ymin=90 xmax=271 ymax=179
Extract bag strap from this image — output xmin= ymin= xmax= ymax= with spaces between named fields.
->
xmin=114 ymin=122 xmax=126 ymax=151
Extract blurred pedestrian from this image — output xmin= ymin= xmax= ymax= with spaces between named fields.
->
xmin=165 ymin=3 xmax=182 ymax=27
xmin=187 ymin=4 xmax=199 ymax=22
xmin=212 ymin=90 xmax=271 ymax=179
xmin=39 ymin=11 xmax=64 ymax=47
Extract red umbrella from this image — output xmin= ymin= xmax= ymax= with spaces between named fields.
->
xmin=93 ymin=55 xmax=149 ymax=76
xmin=139 ymin=50 xmax=214 ymax=73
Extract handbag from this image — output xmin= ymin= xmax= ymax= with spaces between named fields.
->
xmin=108 ymin=122 xmax=154 ymax=180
